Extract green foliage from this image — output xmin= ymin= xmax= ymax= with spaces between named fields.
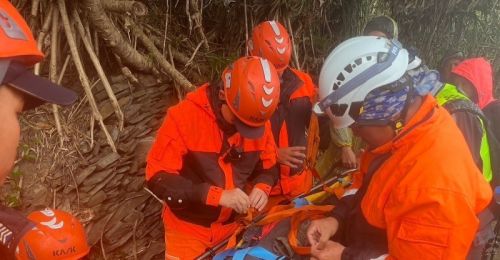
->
xmin=5 ymin=166 xmax=23 ymax=208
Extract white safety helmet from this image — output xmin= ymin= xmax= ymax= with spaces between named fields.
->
xmin=314 ymin=36 xmax=409 ymax=128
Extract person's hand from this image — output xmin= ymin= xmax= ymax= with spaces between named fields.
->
xmin=219 ymin=188 xmax=250 ymax=214
xmin=307 ymin=217 xmax=339 ymax=247
xmin=311 ymin=240 xmax=345 ymax=260
xmin=249 ymin=187 xmax=268 ymax=212
xmin=277 ymin=146 xmax=306 ymax=168
xmin=341 ymin=146 xmax=357 ymax=169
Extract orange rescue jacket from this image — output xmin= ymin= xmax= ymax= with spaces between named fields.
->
xmin=146 ymin=85 xmax=279 ymax=240
xmin=270 ymin=68 xmax=316 ymax=198
xmin=347 ymin=95 xmax=492 ymax=259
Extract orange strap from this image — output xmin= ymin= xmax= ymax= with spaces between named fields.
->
xmin=225 ymin=205 xmax=334 ymax=254
xmin=256 ymin=204 xmax=333 ymax=226
xmin=225 ymin=208 xmax=257 ymax=249
xmin=288 ymin=205 xmax=334 ymax=255
xmin=304 ymin=113 xmax=320 ymax=173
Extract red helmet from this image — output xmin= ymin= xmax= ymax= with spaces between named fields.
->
xmin=248 ymin=20 xmax=292 ymax=73
xmin=0 ymin=0 xmax=44 ymax=65
xmin=16 ymin=208 xmax=90 ymax=260
xmin=223 ymin=56 xmax=280 ymax=138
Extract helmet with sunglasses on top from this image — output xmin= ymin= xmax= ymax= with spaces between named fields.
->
xmin=313 ymin=36 xmax=409 ymax=128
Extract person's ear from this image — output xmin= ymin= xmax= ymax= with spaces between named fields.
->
xmin=218 ymin=89 xmax=225 ymax=101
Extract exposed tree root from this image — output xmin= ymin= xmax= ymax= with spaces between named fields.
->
xmin=73 ymin=9 xmax=125 ymax=130
xmin=102 ymin=0 xmax=148 ymax=16
xmin=82 ymin=0 xmax=155 ymax=73
xmin=126 ymin=17 xmax=195 ymax=93
xmin=58 ymin=0 xmax=117 ymax=152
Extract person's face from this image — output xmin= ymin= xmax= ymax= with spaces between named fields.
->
xmin=367 ymin=30 xmax=388 ymax=38
xmin=450 ymin=74 xmax=479 ymax=104
xmin=325 ymin=107 xmax=394 ymax=149
xmin=0 ymin=85 xmax=25 ymax=185
xmin=441 ymin=58 xmax=463 ymax=83
xmin=350 ymin=123 xmax=394 ymax=149
xmin=218 ymin=89 xmax=236 ymax=124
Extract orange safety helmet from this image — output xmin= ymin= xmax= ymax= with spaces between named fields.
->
xmin=0 ymin=0 xmax=44 ymax=65
xmin=248 ymin=20 xmax=292 ymax=73
xmin=223 ymin=56 xmax=280 ymax=138
xmin=16 ymin=208 xmax=90 ymax=260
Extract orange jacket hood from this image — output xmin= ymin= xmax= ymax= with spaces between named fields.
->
xmin=452 ymin=58 xmax=495 ymax=109
xmin=184 ymin=83 xmax=215 ymax=118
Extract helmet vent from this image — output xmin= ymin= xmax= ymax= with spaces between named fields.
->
xmin=354 ymin=58 xmax=362 ymax=66
xmin=336 ymin=73 xmax=345 ymax=81
xmin=332 ymin=83 xmax=339 ymax=90
xmin=344 ymin=64 xmax=353 ymax=73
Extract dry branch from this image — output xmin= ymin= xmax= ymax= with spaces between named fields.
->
xmin=49 ymin=7 xmax=63 ymax=147
xmin=126 ymin=17 xmax=195 ymax=93
xmin=189 ymin=0 xmax=209 ymax=49
xmin=114 ymin=54 xmax=140 ymax=86
xmin=102 ymin=0 xmax=148 ymax=16
xmin=33 ymin=3 xmax=54 ymax=75
xmin=28 ymin=0 xmax=40 ymax=29
xmin=73 ymin=8 xmax=125 ymax=130
xmin=57 ymin=0 xmax=117 ymax=153
xmin=82 ymin=0 xmax=155 ymax=72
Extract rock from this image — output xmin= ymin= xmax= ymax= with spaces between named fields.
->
xmin=82 ymin=169 xmax=113 ymax=187
xmin=137 ymin=74 xmax=160 ymax=88
xmin=117 ymin=138 xmax=137 ymax=153
xmin=132 ymin=89 xmax=148 ymax=99
xmin=99 ymin=96 xmax=131 ymax=121
xmin=23 ymin=182 xmax=49 ymax=208
xmin=136 ymin=216 xmax=162 ymax=239
xmin=123 ymin=104 xmax=142 ymax=120
xmin=136 ymin=127 xmax=152 ymax=138
xmin=110 ymin=74 xmax=127 ymax=84
xmin=111 ymin=82 xmax=131 ymax=94
xmin=126 ymin=177 xmax=145 ymax=192
xmin=87 ymin=190 xmax=107 ymax=207
xmin=127 ymin=113 xmax=150 ymax=125
xmin=109 ymin=194 xmax=149 ymax=223
xmin=96 ymin=153 xmax=121 ymax=170
xmin=86 ymin=215 xmax=111 ymax=246
xmin=134 ymin=137 xmax=154 ymax=165
xmin=110 ymin=125 xmax=120 ymax=142
xmin=139 ymin=240 xmax=165 ymax=260
xmin=105 ymin=224 xmax=134 ymax=252
xmin=92 ymin=142 xmax=101 ymax=157
xmin=116 ymin=166 xmax=131 ymax=174
xmin=87 ymin=172 xmax=117 ymax=197
xmin=104 ymin=174 xmax=124 ymax=190
xmin=123 ymin=210 xmax=144 ymax=224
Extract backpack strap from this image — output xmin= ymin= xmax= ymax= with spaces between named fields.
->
xmin=445 ymin=99 xmax=486 ymax=121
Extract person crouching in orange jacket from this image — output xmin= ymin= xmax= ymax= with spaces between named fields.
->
xmin=248 ymin=21 xmax=316 ymax=199
xmin=145 ymin=56 xmax=282 ymax=259
xmin=307 ymin=36 xmax=492 ymax=259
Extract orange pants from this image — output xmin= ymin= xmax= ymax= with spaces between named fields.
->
xmin=163 ymin=210 xmax=239 ymax=260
